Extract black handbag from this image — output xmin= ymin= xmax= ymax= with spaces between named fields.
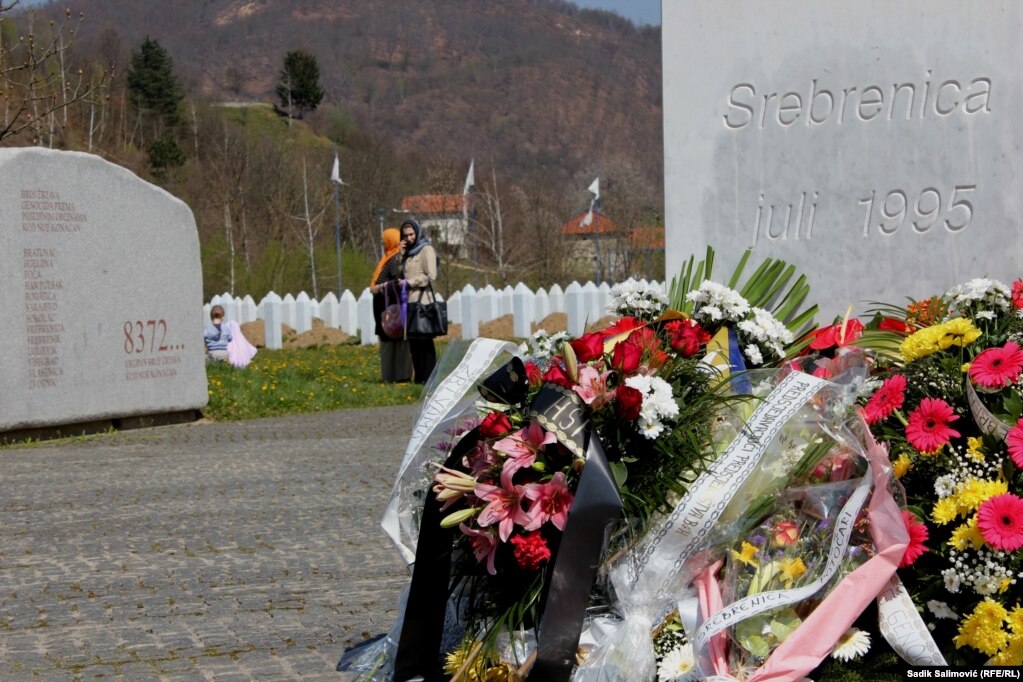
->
xmin=405 ymin=282 xmax=448 ymax=338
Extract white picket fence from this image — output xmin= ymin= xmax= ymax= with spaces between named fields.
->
xmin=205 ymin=280 xmax=665 ymax=350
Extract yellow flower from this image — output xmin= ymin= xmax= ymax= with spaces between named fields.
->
xmin=893 ymin=454 xmax=912 ymax=479
xmin=780 ymin=558 xmax=807 ymax=586
xmin=990 ymin=635 xmax=1023 ymax=666
xmin=443 ymin=638 xmax=485 ymax=681
xmin=957 ymin=479 xmax=1009 ymax=514
xmin=940 ymin=317 xmax=982 ymax=348
xmin=1008 ymin=606 xmax=1023 ymax=635
xmin=950 ymin=517 xmax=986 ymax=550
xmin=961 ymin=362 xmax=972 ymax=372
xmin=999 ymin=578 xmax=1013 ymax=594
xmin=956 ymin=600 xmax=1010 ymax=655
xmin=932 ymin=497 xmax=960 ymax=525
xmin=732 ymin=541 xmax=760 ymax=567
xmin=966 ymin=436 xmax=985 ymax=462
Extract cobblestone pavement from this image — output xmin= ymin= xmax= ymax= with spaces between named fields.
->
xmin=0 ymin=407 xmax=419 ymax=681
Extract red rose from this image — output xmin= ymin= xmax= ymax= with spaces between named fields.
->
xmin=570 ymin=332 xmax=605 ymax=363
xmin=668 ymin=320 xmax=712 ymax=357
xmin=611 ymin=341 xmax=642 ymax=374
xmin=510 ymin=531 xmax=551 ymax=570
xmin=615 ymin=385 xmax=643 ymax=421
xmin=479 ymin=411 xmax=513 ymax=439
xmin=543 ymin=363 xmax=574 ymax=389
xmin=524 ymin=361 xmax=543 ymax=387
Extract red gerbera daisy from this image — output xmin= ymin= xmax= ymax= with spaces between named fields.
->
xmin=976 ymin=493 xmax=1023 ymax=552
xmin=905 ymin=398 xmax=960 ymax=453
xmin=1007 ymin=419 xmax=1023 ymax=469
xmin=969 ymin=342 xmax=1023 ymax=389
xmin=862 ymin=374 xmax=907 ymax=424
xmin=1012 ymin=279 xmax=1023 ymax=309
xmin=899 ymin=510 xmax=930 ymax=568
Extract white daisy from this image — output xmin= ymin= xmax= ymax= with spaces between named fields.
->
xmin=830 ymin=628 xmax=871 ymax=662
xmin=934 ymin=475 xmax=956 ymax=498
xmin=942 ymin=568 xmax=962 ymax=593
xmin=926 ymin=600 xmax=957 ymax=620
xmin=657 ymin=643 xmax=696 ymax=681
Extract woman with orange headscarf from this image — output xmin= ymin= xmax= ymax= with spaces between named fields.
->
xmin=370 ymin=228 xmax=412 ymax=382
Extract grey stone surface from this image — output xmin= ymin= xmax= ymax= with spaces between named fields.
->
xmin=0 ymin=148 xmax=207 ymax=432
xmin=663 ymin=1 xmax=1022 ymax=316
xmin=0 ymin=405 xmax=415 ymax=680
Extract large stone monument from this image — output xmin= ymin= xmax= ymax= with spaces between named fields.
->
xmin=0 ymin=148 xmax=207 ymax=435
xmin=663 ymin=1 xmax=1022 ymax=316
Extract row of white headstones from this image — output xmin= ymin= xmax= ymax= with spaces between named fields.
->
xmin=204 ymin=280 xmax=665 ymax=348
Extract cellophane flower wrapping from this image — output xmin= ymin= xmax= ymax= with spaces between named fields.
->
xmin=381 ymin=338 xmax=521 ymax=565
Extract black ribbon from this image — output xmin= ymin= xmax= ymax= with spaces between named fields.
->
xmin=394 ymin=361 xmax=623 ymax=681
xmin=394 ymin=428 xmax=480 ymax=682
xmin=532 ymin=434 xmax=622 ymax=680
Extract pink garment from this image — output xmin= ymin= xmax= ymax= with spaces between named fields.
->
xmin=225 ymin=320 xmax=258 ymax=368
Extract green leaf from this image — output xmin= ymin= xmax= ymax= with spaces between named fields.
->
xmin=609 ymin=459 xmax=628 ymax=488
xmin=1003 ymin=391 xmax=1023 ymax=420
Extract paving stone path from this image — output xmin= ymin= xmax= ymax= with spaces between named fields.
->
xmin=0 ymin=407 xmax=418 ymax=681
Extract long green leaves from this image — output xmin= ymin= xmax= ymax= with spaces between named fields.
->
xmin=668 ymin=246 xmax=818 ymax=337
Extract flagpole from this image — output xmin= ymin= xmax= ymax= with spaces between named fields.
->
xmin=333 ymin=144 xmax=343 ymax=295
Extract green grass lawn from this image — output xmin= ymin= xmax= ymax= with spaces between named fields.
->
xmin=205 ymin=344 xmax=425 ymax=420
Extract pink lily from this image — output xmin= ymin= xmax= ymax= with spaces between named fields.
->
xmin=522 ymin=472 xmax=574 ymax=532
xmin=572 ymin=365 xmax=614 ymax=408
xmin=459 ymin=523 xmax=499 ymax=575
xmin=432 ymin=465 xmax=478 ymax=511
xmin=475 ymin=476 xmax=531 ymax=542
xmin=493 ymin=421 xmax=557 ymax=486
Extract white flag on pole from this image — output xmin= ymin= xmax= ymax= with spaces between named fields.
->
xmin=330 ymin=153 xmax=342 ymax=185
xmin=580 ymin=176 xmax=599 ymax=227
xmin=463 ymin=159 xmax=476 ymax=195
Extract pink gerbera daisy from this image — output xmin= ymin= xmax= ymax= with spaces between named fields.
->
xmin=862 ymin=374 xmax=907 ymax=424
xmin=905 ymin=398 xmax=960 ymax=454
xmin=969 ymin=342 xmax=1023 ymax=389
xmin=1007 ymin=419 xmax=1023 ymax=469
xmin=899 ymin=510 xmax=930 ymax=568
xmin=976 ymin=493 xmax=1023 ymax=552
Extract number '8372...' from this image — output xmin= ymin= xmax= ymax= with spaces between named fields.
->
xmin=123 ymin=320 xmax=169 ymax=354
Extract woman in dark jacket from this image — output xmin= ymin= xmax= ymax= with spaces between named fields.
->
xmin=370 ymin=228 xmax=412 ymax=382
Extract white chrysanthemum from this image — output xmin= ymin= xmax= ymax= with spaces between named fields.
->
xmin=934 ymin=475 xmax=956 ymax=498
xmin=926 ymin=600 xmax=958 ymax=619
xmin=945 ymin=278 xmax=1011 ymax=312
xmin=626 ymin=375 xmax=677 ymax=440
xmin=657 ymin=643 xmax=696 ymax=681
xmin=743 ymin=343 xmax=763 ymax=366
xmin=688 ymin=281 xmax=750 ymax=323
xmin=942 ymin=568 xmax=961 ymax=593
xmin=830 ymin=628 xmax=871 ymax=662
xmin=639 ymin=418 xmax=665 ymax=440
xmin=608 ymin=278 xmax=668 ymax=319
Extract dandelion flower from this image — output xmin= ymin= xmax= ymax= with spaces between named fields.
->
xmin=905 ymin=398 xmax=960 ymax=454
xmin=831 ymin=628 xmax=871 ymax=662
xmin=657 ymin=643 xmax=696 ymax=681
xmin=976 ymin=493 xmax=1023 ymax=552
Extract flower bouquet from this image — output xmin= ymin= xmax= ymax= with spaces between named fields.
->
xmin=846 ymin=276 xmax=1023 ymax=670
xmin=339 ymin=249 xmax=821 ymax=681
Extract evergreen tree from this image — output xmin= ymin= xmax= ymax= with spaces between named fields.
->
xmin=275 ymin=50 xmax=324 ymax=120
xmin=127 ymin=36 xmax=183 ymax=129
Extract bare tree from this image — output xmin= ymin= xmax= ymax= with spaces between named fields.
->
xmin=0 ymin=4 xmax=109 ymax=143
xmin=474 ymin=166 xmax=521 ymax=283
xmin=290 ymin=156 xmax=327 ymax=298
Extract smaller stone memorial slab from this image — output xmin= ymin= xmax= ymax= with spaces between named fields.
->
xmin=0 ymin=148 xmax=207 ymax=433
